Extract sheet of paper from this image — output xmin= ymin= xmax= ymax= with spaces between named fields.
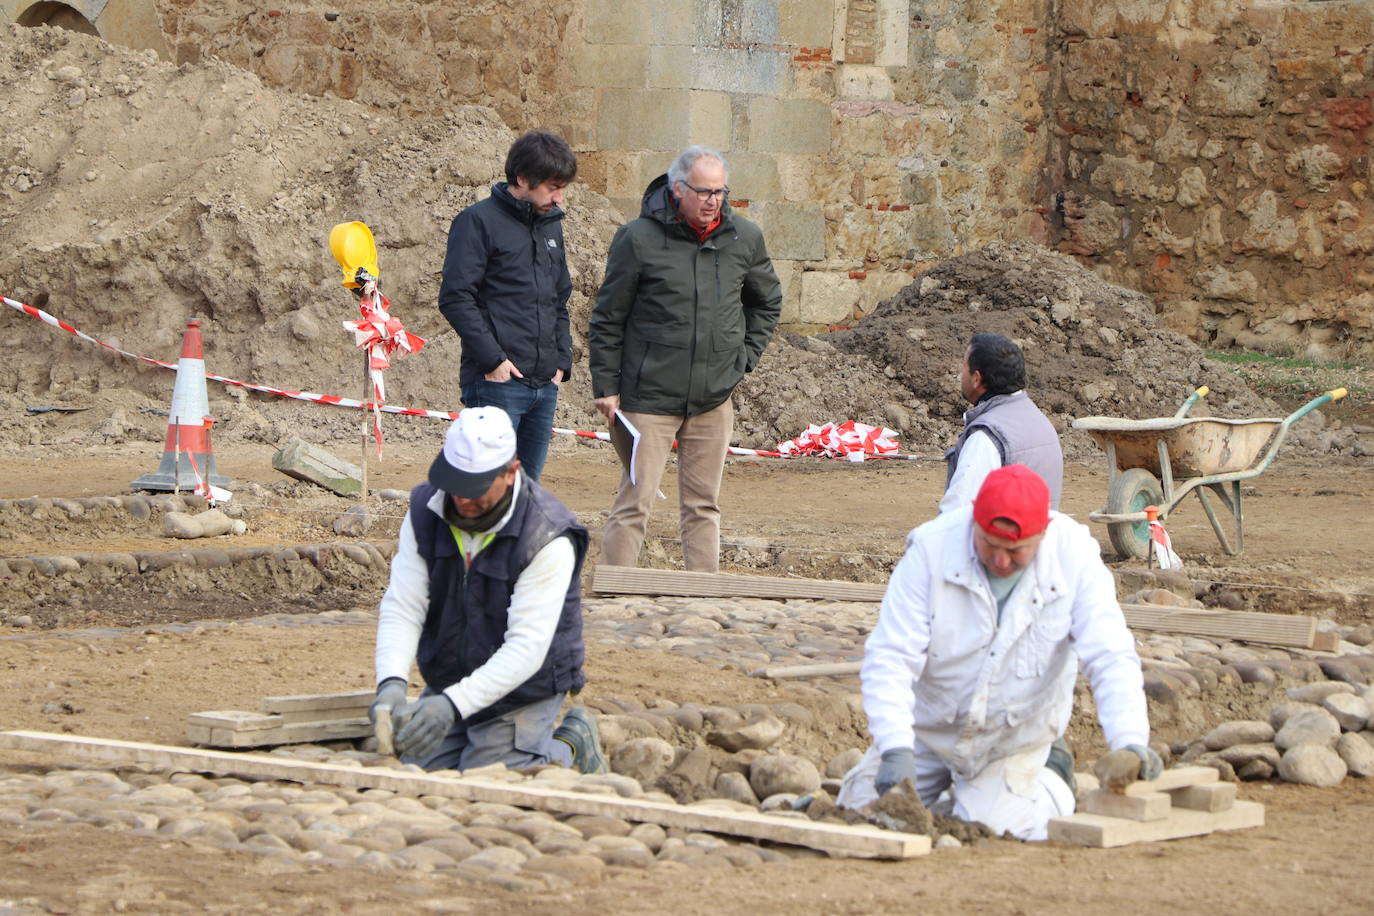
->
xmin=610 ymin=410 xmax=665 ymax=498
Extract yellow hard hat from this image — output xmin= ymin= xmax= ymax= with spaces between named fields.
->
xmin=328 ymin=221 xmax=379 ymax=289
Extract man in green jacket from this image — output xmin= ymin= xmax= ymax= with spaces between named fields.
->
xmin=589 ymin=146 xmax=783 ymax=572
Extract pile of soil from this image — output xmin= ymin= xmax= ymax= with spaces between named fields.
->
xmin=825 ymin=241 xmax=1306 ymax=458
xmin=0 ymin=26 xmax=1327 ymax=463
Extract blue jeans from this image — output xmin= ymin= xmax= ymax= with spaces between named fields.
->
xmin=461 ymin=378 xmax=558 ymax=482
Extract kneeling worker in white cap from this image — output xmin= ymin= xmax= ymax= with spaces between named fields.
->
xmin=838 ymin=464 xmax=1158 ymax=839
xmin=369 ymin=406 xmax=607 ymax=773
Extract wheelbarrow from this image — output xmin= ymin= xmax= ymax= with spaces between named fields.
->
xmin=1071 ymin=386 xmax=1347 ymax=559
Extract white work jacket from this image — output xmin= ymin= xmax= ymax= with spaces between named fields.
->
xmin=862 ymin=507 xmax=1149 ymax=780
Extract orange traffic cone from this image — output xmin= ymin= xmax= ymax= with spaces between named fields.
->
xmin=131 ymin=319 xmax=232 ymax=492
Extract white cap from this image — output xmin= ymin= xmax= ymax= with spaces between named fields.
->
xmin=428 ymin=407 xmax=517 ymax=497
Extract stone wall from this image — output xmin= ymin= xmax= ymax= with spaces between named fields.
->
xmin=87 ymin=0 xmax=1054 ymax=333
xmin=1047 ymin=0 xmax=1374 ymax=359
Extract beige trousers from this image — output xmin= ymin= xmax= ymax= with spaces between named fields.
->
xmin=600 ymin=400 xmax=733 ymax=572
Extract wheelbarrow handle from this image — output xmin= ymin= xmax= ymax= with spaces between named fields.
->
xmin=1174 ymin=386 xmax=1210 ymax=418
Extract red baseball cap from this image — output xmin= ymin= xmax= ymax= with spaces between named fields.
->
xmin=973 ymin=464 xmax=1051 ymax=542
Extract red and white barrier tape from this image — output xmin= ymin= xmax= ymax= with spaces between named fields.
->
xmin=341 ymin=280 xmax=426 ymax=455
xmin=2 ymin=293 xmax=932 ymax=461
xmin=776 ymin=420 xmax=900 ymax=459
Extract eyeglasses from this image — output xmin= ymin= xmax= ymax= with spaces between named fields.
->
xmin=680 ymin=181 xmax=730 ymax=202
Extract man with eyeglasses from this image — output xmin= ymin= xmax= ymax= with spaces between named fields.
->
xmin=589 ymin=145 xmax=782 ymax=572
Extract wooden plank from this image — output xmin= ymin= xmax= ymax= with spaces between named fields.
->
xmin=1120 ymin=604 xmax=1317 ymax=648
xmin=592 ymin=565 xmax=887 ymax=602
xmin=1168 ymin=782 xmax=1237 ymax=813
xmin=1122 ymin=766 xmax=1219 ymax=796
xmin=202 ymin=718 xmax=372 ymax=748
xmin=749 ymin=661 xmax=862 ymax=679
xmin=1048 ymin=799 xmax=1263 ymax=848
xmin=1082 ymin=789 xmax=1171 ymax=822
xmin=0 ymin=731 xmax=929 ymax=860
xmin=188 ymin=707 xmax=370 ymax=731
xmin=260 ymin=691 xmax=375 ymax=714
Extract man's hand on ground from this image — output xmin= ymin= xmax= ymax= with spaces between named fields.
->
xmin=368 ymin=678 xmax=407 ymax=725
xmin=1126 ymin=743 xmax=1164 ymax=781
xmin=593 ymin=394 xmax=620 ymax=421
xmin=484 ymin=359 xmax=524 ymax=382
xmin=875 ymin=748 xmax=918 ymax=797
xmin=394 ymin=694 xmax=458 ymax=762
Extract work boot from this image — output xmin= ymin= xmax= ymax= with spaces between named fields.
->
xmin=553 ymin=707 xmax=608 ymax=774
xmin=1046 ymin=737 xmax=1075 ymax=792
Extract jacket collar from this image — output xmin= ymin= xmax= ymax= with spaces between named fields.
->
xmin=941 ymin=511 xmax=1069 ymax=606
xmin=963 ymin=389 xmax=1025 ymax=425
xmin=490 ymin=182 xmax=565 ymax=226
xmin=425 ymin=468 xmax=525 ymax=537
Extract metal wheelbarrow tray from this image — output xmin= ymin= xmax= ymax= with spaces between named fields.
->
xmin=1071 ymin=386 xmax=1346 ymax=559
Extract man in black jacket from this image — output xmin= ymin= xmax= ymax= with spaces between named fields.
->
xmin=438 ymin=131 xmax=577 ymax=483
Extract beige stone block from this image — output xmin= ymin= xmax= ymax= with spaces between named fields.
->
xmin=648 ymin=45 xmax=793 ymax=96
xmin=735 ymin=200 xmax=826 ymax=260
xmin=856 ymin=271 xmax=912 ymax=315
xmin=800 ymin=271 xmax=861 ymax=324
xmin=748 ymin=97 xmax=832 ymax=153
xmin=773 ymin=259 xmax=802 ymax=324
xmin=571 ymin=44 xmax=648 ymax=89
xmin=649 ymin=0 xmax=719 ymax=45
xmin=722 ymin=152 xmax=781 ymax=201
xmin=586 ymin=0 xmax=650 ymax=43
xmin=876 ymin=0 xmax=909 ymax=66
xmin=836 ymin=65 xmax=894 ymax=101
xmin=742 ymin=0 xmax=834 ymax=47
xmin=597 ymin=89 xmax=732 ymax=152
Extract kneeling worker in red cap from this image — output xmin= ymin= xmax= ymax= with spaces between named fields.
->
xmin=369 ymin=406 xmax=607 ymax=773
xmin=837 ymin=464 xmax=1158 ymax=839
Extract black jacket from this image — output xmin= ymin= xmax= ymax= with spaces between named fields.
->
xmin=438 ymin=183 xmax=573 ymax=390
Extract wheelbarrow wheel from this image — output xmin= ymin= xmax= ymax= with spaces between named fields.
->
xmin=1106 ymin=468 xmax=1163 ymax=561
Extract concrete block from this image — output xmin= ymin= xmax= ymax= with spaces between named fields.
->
xmin=648 ymin=45 xmax=794 ymax=96
xmin=597 ymin=89 xmax=732 ymax=152
xmin=1048 ymin=800 xmax=1264 ymax=848
xmin=773 ymin=259 xmax=802 ymax=324
xmin=1083 ymin=789 xmax=1171 ymax=822
xmin=836 ymin=64 xmax=894 ymax=101
xmin=271 ymin=437 xmax=363 ymax=497
xmin=737 ymin=200 xmax=826 ymax=260
xmin=1167 ymin=782 xmax=1237 ymax=813
xmin=571 ymin=43 xmax=648 ymax=89
xmin=747 ymin=97 xmax=832 ymax=153
xmin=800 ymin=271 xmax=861 ymax=324
xmin=742 ymin=0 xmax=835 ymax=47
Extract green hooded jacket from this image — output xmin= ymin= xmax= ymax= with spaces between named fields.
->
xmin=588 ymin=174 xmax=783 ymax=416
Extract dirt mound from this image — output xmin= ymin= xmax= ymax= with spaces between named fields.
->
xmin=826 ymin=241 xmax=1322 ymax=458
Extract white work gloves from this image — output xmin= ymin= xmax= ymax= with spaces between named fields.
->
xmin=394 ymin=694 xmax=459 ymax=762
xmin=875 ymin=747 xmax=918 ymax=797
xmin=1125 ymin=743 xmax=1164 ymax=781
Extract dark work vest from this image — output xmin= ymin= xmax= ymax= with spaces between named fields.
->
xmin=944 ymin=391 xmax=1064 ymax=510
xmin=409 ymin=475 xmax=589 ymax=723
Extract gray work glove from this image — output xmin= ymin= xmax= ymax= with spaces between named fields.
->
xmin=368 ymin=678 xmax=408 ymax=726
xmin=394 ymin=694 xmax=458 ymax=762
xmin=1126 ymin=743 xmax=1164 ymax=782
xmin=875 ymin=747 xmax=918 ymax=797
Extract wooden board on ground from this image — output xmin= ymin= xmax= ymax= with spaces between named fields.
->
xmin=1168 ymin=782 xmax=1237 ymax=812
xmin=592 ymin=565 xmax=887 ymax=602
xmin=1122 ymin=766 xmax=1218 ymax=796
xmin=0 ymin=730 xmax=930 ymax=860
xmin=1082 ymin=789 xmax=1171 ymax=822
xmin=594 ymin=568 xmax=1322 ymax=649
xmin=1048 ymin=799 xmax=1263 ymax=848
xmin=260 ymin=691 xmax=374 ymax=714
xmin=1120 ymin=604 xmax=1317 ymax=648
xmin=187 ymin=717 xmax=372 ymax=748
xmin=749 ymin=661 xmax=863 ymax=679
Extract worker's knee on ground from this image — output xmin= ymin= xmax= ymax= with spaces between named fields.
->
xmin=952 ymin=764 xmax=1074 ymax=841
